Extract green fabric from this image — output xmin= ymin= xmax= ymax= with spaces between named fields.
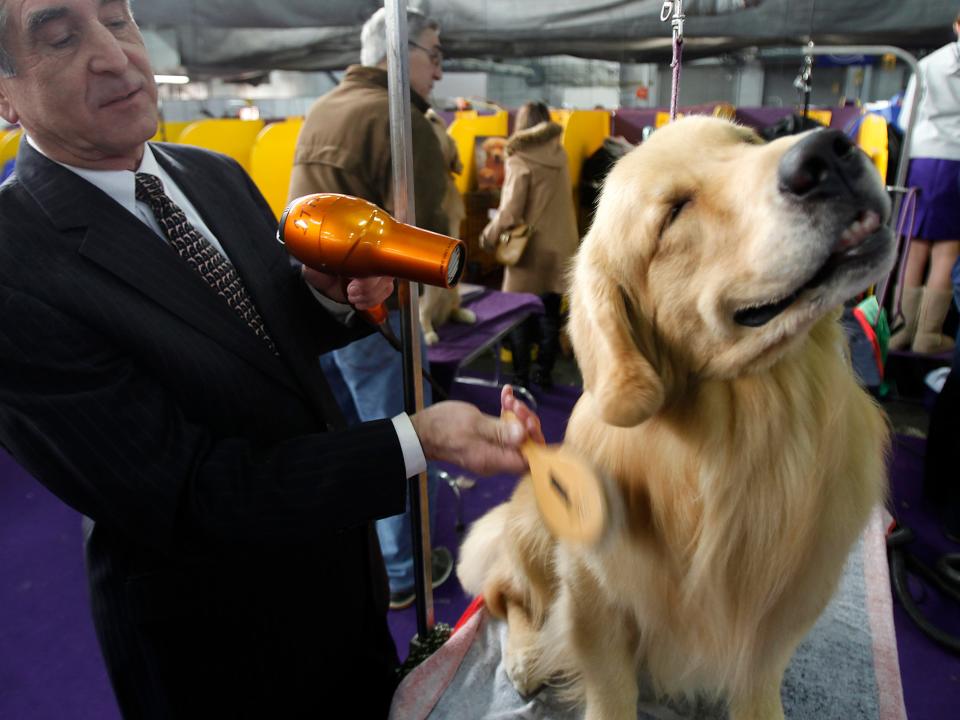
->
xmin=856 ymin=295 xmax=891 ymax=396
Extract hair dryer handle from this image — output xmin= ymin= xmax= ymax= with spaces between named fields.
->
xmin=361 ymin=303 xmax=389 ymax=326
xmin=340 ymin=277 xmax=389 ymax=326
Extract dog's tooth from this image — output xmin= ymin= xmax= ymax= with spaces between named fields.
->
xmin=842 ymin=211 xmax=880 ymax=250
xmin=838 ymin=227 xmax=855 ymax=249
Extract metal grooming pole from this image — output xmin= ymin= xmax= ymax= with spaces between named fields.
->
xmin=660 ymin=0 xmax=685 ymax=121
xmin=383 ymin=0 xmax=449 ymax=662
xmin=794 ymin=45 xmax=814 ymax=123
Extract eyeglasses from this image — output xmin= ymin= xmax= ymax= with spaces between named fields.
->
xmin=409 ymin=41 xmax=443 ymax=67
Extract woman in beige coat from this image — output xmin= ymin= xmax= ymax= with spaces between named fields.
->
xmin=480 ymin=102 xmax=579 ymax=388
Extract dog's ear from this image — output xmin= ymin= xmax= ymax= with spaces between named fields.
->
xmin=569 ymin=262 xmax=665 ymax=427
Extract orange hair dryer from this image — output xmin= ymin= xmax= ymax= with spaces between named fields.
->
xmin=278 ymin=194 xmax=467 ymax=325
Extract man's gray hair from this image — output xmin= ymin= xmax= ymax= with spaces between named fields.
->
xmin=0 ymin=5 xmax=15 ymax=77
xmin=360 ymin=7 xmax=439 ymax=68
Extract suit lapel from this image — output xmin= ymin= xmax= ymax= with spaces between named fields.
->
xmin=153 ymin=147 xmax=352 ymax=429
xmin=152 ymin=143 xmax=354 ymax=423
xmin=16 ymin=141 xmax=298 ymax=393
xmin=150 ymin=144 xmax=311 ymax=393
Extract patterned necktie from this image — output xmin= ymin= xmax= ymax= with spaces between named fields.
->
xmin=135 ymin=172 xmax=277 ymax=355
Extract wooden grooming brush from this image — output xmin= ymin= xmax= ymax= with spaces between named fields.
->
xmin=504 ymin=411 xmax=607 ymax=544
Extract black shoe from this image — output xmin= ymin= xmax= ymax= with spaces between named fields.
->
xmin=431 ymin=545 xmax=454 ymax=589
xmin=388 ymin=588 xmax=415 ymax=610
xmin=388 ymin=546 xmax=455 ymax=610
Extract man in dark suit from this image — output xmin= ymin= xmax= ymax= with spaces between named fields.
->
xmin=0 ymin=1 xmax=541 ymax=717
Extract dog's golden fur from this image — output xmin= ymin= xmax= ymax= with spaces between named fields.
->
xmin=457 ymin=117 xmax=895 ymax=719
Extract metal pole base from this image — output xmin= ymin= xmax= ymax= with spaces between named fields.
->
xmin=397 ymin=623 xmax=453 ymax=679
xmin=437 ymin=469 xmax=476 ymax=533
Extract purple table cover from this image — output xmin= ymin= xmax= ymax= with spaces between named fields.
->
xmin=426 ymin=290 xmax=543 ymax=371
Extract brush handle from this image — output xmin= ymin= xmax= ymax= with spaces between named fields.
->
xmin=503 ymin=411 xmax=606 ymax=544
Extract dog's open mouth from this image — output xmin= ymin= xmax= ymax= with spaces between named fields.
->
xmin=733 ymin=209 xmax=885 ymax=328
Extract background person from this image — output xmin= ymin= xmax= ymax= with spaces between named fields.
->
xmin=891 ymin=10 xmax=960 ymax=354
xmin=288 ymin=7 xmax=454 ymax=610
xmin=0 ymin=1 xmax=542 ymax=717
xmin=480 ymin=101 xmax=580 ymax=389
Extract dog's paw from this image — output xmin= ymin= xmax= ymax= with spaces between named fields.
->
xmin=424 ymin=330 xmax=440 ymax=346
xmin=452 ymin=308 xmax=477 ymax=325
xmin=503 ymin=644 xmax=543 ymax=697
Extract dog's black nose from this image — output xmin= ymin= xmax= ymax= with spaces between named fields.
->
xmin=778 ymin=129 xmax=860 ymax=199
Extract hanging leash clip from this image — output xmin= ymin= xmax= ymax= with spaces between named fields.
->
xmin=793 ymin=41 xmax=815 ymax=123
xmin=661 ymin=0 xmax=685 ymax=49
xmin=661 ymin=0 xmax=686 ymax=121
xmin=794 ymin=44 xmax=814 ymax=94
xmin=660 ymin=0 xmax=674 ymax=22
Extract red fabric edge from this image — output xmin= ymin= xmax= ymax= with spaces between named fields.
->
xmin=853 ymin=307 xmax=885 ymax=381
xmin=453 ymin=595 xmax=486 ymax=635
xmin=864 ymin=507 xmax=908 ymax=720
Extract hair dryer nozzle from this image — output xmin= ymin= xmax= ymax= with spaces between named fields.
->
xmin=278 ymin=194 xmax=466 ymax=288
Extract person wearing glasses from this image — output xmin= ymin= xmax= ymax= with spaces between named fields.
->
xmin=289 ymin=8 xmax=455 ymax=612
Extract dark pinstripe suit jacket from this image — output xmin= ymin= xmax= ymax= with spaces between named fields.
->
xmin=0 ymin=140 xmax=406 ymax=718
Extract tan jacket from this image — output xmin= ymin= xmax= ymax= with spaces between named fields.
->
xmin=288 ymin=65 xmax=448 ymax=235
xmin=480 ymin=122 xmax=579 ymax=295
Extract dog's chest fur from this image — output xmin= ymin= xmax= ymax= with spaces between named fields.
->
xmin=561 ymin=317 xmax=888 ymax=696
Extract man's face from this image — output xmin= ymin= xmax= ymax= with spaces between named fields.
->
xmin=408 ymin=27 xmax=442 ymax=101
xmin=0 ymin=0 xmax=159 ymax=170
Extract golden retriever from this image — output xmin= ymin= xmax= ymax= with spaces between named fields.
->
xmin=457 ymin=116 xmax=894 ymax=720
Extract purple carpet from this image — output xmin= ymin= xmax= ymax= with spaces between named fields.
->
xmin=885 ymin=434 xmax=960 ymax=720
xmin=0 ymin=451 xmax=120 ymax=719
xmin=386 ymin=378 xmax=582 ymax=659
xmin=2 ymin=382 xmax=958 ymax=719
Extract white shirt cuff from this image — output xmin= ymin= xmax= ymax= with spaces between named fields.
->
xmin=391 ymin=413 xmax=427 ymax=478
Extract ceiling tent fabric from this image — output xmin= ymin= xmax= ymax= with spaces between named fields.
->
xmin=130 ymin=1 xmax=759 ymax=29
xmin=131 ymin=0 xmax=959 ymax=77
xmin=131 ymin=0 xmax=384 ymax=29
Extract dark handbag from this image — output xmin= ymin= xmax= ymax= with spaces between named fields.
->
xmin=495 ymin=223 xmax=532 ymax=266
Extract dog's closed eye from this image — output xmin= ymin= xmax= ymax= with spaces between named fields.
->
xmin=661 ymin=197 xmax=692 ymax=236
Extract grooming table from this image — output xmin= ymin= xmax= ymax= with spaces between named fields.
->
xmin=390 ymin=508 xmax=906 ymax=720
xmin=426 ymin=288 xmax=544 ymax=401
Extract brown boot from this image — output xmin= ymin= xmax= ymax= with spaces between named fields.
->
xmin=911 ymin=287 xmax=956 ymax=354
xmin=889 ymin=285 xmax=923 ymax=350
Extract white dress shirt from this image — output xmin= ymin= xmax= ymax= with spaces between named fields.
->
xmin=899 ymin=41 xmax=960 ymax=161
xmin=26 ymin=135 xmax=427 ymax=478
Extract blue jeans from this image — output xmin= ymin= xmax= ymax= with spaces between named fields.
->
xmin=320 ymin=310 xmax=439 ymax=594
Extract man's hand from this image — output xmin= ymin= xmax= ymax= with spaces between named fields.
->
xmin=500 ymin=384 xmax=544 ymax=444
xmin=410 ymin=386 xmax=544 ymax=476
xmin=301 ymin=266 xmax=394 ymax=310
